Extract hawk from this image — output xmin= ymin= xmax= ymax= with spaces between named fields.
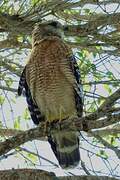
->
xmin=18 ymin=21 xmax=83 ymax=168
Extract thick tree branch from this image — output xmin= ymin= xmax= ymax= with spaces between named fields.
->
xmin=89 ymin=128 xmax=120 ymax=137
xmin=88 ymin=113 xmax=120 ymax=130
xmin=0 ymin=169 xmax=56 ymax=180
xmin=0 ymin=10 xmax=120 ymax=54
xmin=0 ymin=123 xmax=48 ymax=157
xmin=98 ymin=88 xmax=120 ymax=112
xmin=0 ymin=88 xmax=119 ymax=157
xmin=0 ymin=113 xmax=119 ymax=157
xmin=0 ymin=169 xmax=118 ymax=180
xmin=0 ymin=13 xmax=34 ymax=35
xmin=0 ymin=129 xmax=23 ymax=136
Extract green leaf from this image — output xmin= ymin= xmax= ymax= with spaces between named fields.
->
xmin=97 ymin=97 xmax=104 ymax=105
xmin=17 ymin=36 xmax=23 ymax=42
xmin=84 ymin=8 xmax=90 ymax=14
xmin=110 ymin=136 xmax=116 ymax=145
xmin=97 ymin=150 xmax=109 ymax=159
xmin=0 ymin=96 xmax=5 ymax=105
xmin=77 ymin=51 xmax=84 ymax=60
xmin=103 ymin=84 xmax=112 ymax=94
xmin=88 ymin=102 xmax=97 ymax=112
xmin=23 ymin=108 xmax=30 ymax=120
xmin=104 ymin=135 xmax=118 ymax=147
xmin=91 ymin=64 xmax=96 ymax=71
xmin=27 ymin=153 xmax=37 ymax=162
xmin=14 ymin=116 xmax=21 ymax=129
xmin=106 ymin=71 xmax=115 ymax=80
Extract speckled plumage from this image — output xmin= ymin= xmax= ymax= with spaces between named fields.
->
xmin=26 ymin=36 xmax=79 ymax=122
xmin=18 ymin=21 xmax=83 ymax=168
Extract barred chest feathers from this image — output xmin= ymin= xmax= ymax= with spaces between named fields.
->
xmin=26 ymin=37 xmax=77 ymax=122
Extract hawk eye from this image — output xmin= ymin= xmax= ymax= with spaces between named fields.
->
xmin=48 ymin=21 xmax=58 ymax=27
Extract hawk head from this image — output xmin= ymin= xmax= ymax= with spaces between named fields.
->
xmin=32 ymin=20 xmax=63 ymax=45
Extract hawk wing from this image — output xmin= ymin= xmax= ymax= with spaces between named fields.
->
xmin=69 ymin=55 xmax=83 ymax=117
xmin=18 ymin=67 xmax=44 ymax=125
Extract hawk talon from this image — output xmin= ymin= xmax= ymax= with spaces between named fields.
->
xmin=58 ymin=120 xmax=62 ymax=130
xmin=43 ymin=121 xmax=50 ymax=135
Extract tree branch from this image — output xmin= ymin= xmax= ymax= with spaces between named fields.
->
xmin=66 ymin=0 xmax=120 ymax=7
xmin=98 ymin=88 xmax=120 ymax=112
xmin=0 ymin=10 xmax=120 ymax=54
xmin=0 ymin=113 xmax=119 ymax=157
xmin=88 ymin=128 xmax=120 ymax=137
xmin=0 ymin=88 xmax=119 ymax=157
xmin=0 ymin=85 xmax=18 ymax=93
xmin=0 ymin=38 xmax=31 ymax=49
xmin=0 ymin=128 xmax=23 ymax=137
xmin=83 ymin=80 xmax=120 ymax=85
xmin=1 ymin=59 xmax=21 ymax=76
xmin=91 ymin=133 xmax=120 ymax=159
xmin=0 ymin=169 xmax=118 ymax=180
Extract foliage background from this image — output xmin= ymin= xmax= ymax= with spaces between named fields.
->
xmin=0 ymin=0 xmax=120 ymax=179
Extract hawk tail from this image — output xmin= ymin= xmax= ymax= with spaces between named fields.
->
xmin=48 ymin=131 xmax=80 ymax=168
